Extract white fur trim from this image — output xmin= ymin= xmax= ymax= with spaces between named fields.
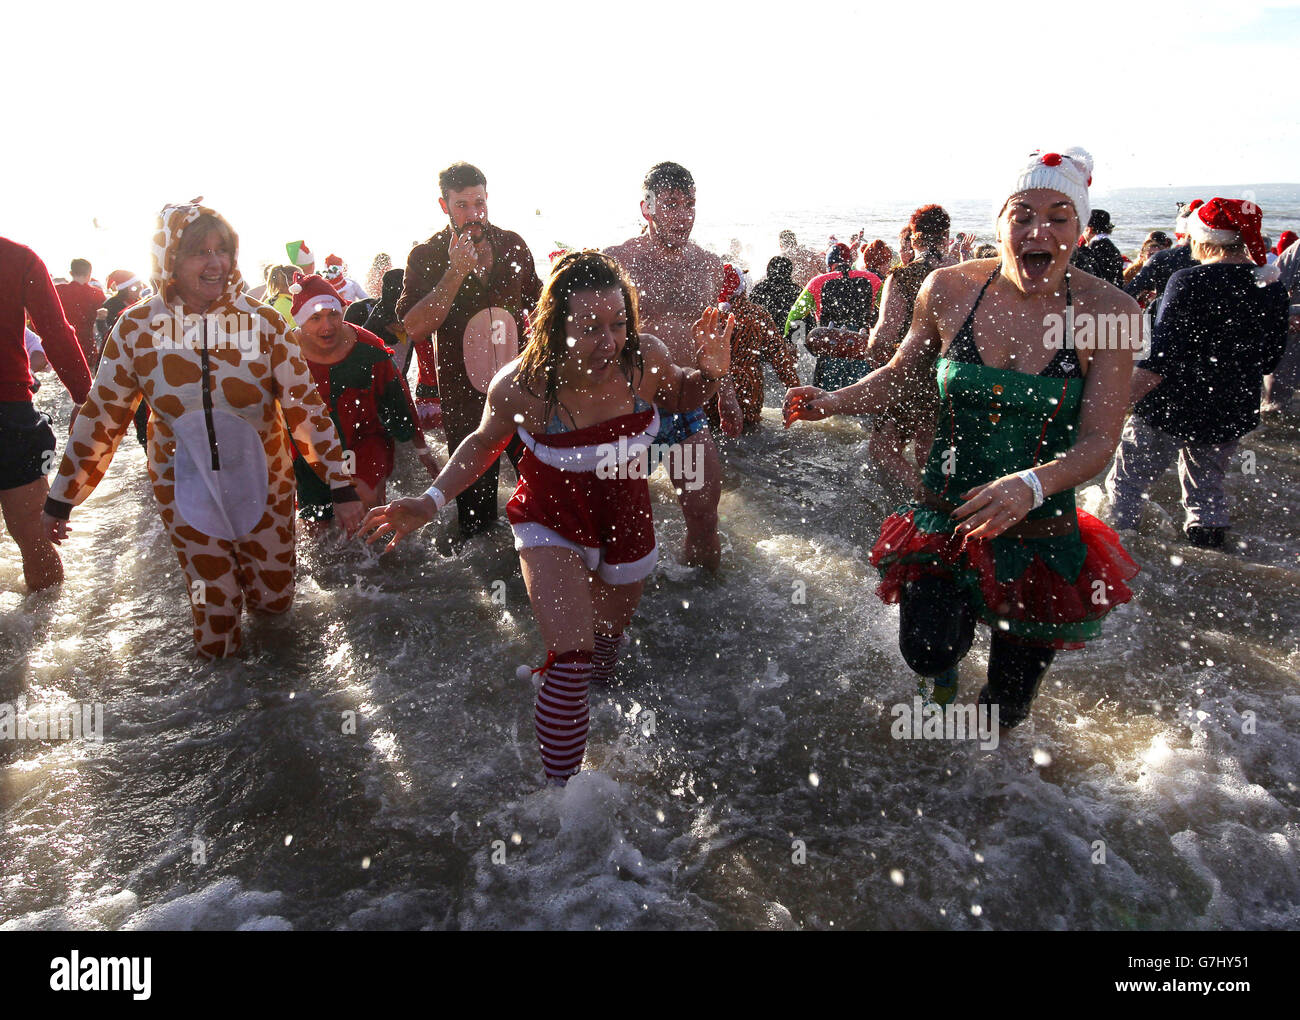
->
xmin=514 ymin=407 xmax=660 ymax=473
xmin=297 ymin=294 xmax=343 ymax=320
xmin=595 ymin=544 xmax=658 ymax=585
xmin=1187 ymin=218 xmax=1240 ymax=246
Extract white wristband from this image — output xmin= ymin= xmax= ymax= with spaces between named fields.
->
xmin=423 ymin=485 xmax=447 ymax=513
xmin=1016 ymin=469 xmax=1044 ymax=509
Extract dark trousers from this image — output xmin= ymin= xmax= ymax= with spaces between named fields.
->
xmin=898 ymin=574 xmax=1056 ymax=726
xmin=445 ymin=416 xmax=522 ymax=537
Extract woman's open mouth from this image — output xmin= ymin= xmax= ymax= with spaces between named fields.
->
xmin=1020 ymin=251 xmax=1053 ymax=278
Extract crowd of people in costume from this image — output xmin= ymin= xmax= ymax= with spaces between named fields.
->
xmin=3 ymin=148 xmax=1296 ymax=783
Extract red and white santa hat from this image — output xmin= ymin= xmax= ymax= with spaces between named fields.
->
xmin=718 ymin=263 xmax=745 ymax=312
xmin=1186 ymin=197 xmax=1268 ymax=265
xmin=998 ymin=147 xmax=1093 ymax=228
xmin=105 ymin=269 xmax=141 ymax=294
xmin=289 ymin=274 xmax=345 ymax=322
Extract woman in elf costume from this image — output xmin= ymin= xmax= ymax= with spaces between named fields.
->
xmin=785 ymin=148 xmax=1140 ymax=726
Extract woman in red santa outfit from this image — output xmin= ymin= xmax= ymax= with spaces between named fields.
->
xmin=360 ymin=251 xmax=733 ymax=783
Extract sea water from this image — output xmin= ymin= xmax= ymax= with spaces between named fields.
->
xmin=2 ymin=186 xmax=1298 ymax=930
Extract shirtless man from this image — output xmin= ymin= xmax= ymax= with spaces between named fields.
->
xmin=606 ymin=162 xmax=741 ymax=571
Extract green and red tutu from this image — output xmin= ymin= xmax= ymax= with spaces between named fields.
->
xmin=870 ymin=505 xmax=1139 ymax=650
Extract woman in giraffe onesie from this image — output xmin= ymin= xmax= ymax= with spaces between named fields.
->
xmin=42 ymin=202 xmax=361 ymax=658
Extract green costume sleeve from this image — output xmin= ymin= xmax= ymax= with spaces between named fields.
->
xmin=785 ymin=288 xmax=815 ymax=338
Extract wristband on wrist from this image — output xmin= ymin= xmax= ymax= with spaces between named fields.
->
xmin=1016 ymin=469 xmax=1044 ymax=509
xmin=423 ymin=485 xmax=447 ymax=513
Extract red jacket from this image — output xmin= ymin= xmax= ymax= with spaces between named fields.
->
xmin=0 ymin=238 xmax=92 ymax=403
xmin=54 ymin=279 xmax=104 ymax=355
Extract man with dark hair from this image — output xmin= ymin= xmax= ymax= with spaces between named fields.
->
xmin=606 ymin=161 xmax=740 ymax=571
xmin=397 ymin=162 xmax=541 ymax=538
xmin=54 ymin=257 xmax=104 ymax=365
xmin=438 ymin=161 xmax=488 ymax=197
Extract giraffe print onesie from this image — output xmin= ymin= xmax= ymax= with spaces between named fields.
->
xmin=45 ymin=203 xmax=356 ymax=657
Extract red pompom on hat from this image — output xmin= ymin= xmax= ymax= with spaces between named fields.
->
xmin=290 ymin=274 xmax=345 ymax=322
xmin=1187 ymin=197 xmax=1268 ymax=265
xmin=1276 ymin=230 xmax=1298 ymax=256
xmin=999 ymin=147 xmax=1093 ymax=227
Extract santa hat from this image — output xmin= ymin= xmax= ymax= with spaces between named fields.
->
xmin=1276 ymin=230 xmax=1298 ymax=256
xmin=718 ymin=263 xmax=745 ymax=312
xmin=105 ymin=269 xmax=141 ymax=294
xmin=286 ymin=240 xmax=314 ymax=267
xmin=1174 ymin=199 xmax=1205 ymax=237
xmin=1187 ymin=197 xmax=1268 ymax=265
xmin=998 ymin=148 xmax=1093 ymax=228
xmin=290 ymin=274 xmax=345 ymax=322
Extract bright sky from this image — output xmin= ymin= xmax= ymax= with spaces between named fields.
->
xmin=6 ymin=0 xmax=1300 ymax=281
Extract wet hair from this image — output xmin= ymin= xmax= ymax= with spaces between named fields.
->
xmin=862 ymin=239 xmax=894 ymax=276
xmin=975 ymin=243 xmax=998 ymax=258
xmin=766 ymin=255 xmax=793 ymax=281
xmin=439 ymin=162 xmax=487 ymax=199
xmin=643 ymin=161 xmax=694 ymax=197
xmin=515 ymin=250 xmax=644 ymax=412
xmin=908 ymin=204 xmax=950 ymax=249
xmin=70 ymin=258 xmax=92 ymax=277
xmin=779 ymin=230 xmax=797 ymax=248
